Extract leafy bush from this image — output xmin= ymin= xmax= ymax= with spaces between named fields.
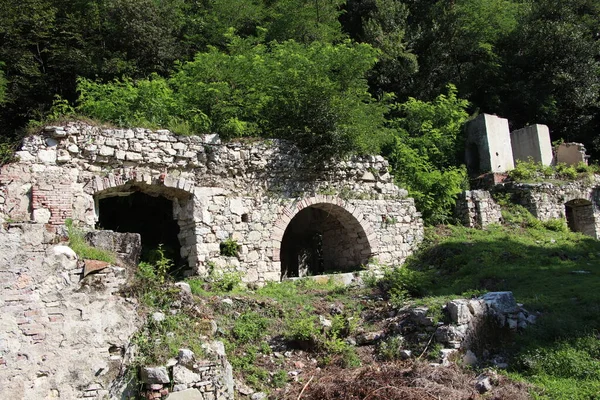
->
xmin=518 ymin=335 xmax=600 ymax=381
xmin=500 ymin=204 xmax=543 ymax=229
xmin=543 ymin=218 xmax=569 ymax=232
xmin=208 ymin=269 xmax=242 ymax=292
xmin=284 ymin=312 xmax=321 ymax=344
xmin=377 ymin=266 xmax=429 ymax=307
xmin=76 ymin=37 xmax=388 ymax=162
xmin=377 ymin=335 xmax=405 ymax=361
xmin=509 ymin=159 xmax=554 ymax=181
xmin=220 ymin=238 xmax=240 ymax=257
xmin=509 ymin=159 xmax=600 ymax=182
xmin=385 ymin=85 xmax=470 ymax=224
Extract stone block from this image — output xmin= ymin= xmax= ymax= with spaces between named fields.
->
xmin=141 ymin=367 xmax=170 ymax=384
xmin=85 ymin=230 xmax=141 ymax=266
xmin=165 ymin=388 xmax=204 ymax=399
xmin=556 ymin=142 xmax=588 ymax=166
xmin=481 ymin=291 xmax=518 ymax=314
xmin=510 ymin=124 xmax=553 ymax=166
xmin=465 ymin=114 xmax=514 ymax=173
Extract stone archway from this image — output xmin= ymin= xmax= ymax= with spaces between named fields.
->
xmin=93 ymin=176 xmax=197 ymax=271
xmin=565 ymin=198 xmax=597 ymax=238
xmin=273 ymin=197 xmax=376 ymax=279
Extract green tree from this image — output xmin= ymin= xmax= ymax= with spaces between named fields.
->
xmin=385 ymin=85 xmax=470 ymax=224
xmin=265 ymin=0 xmax=346 ymax=43
xmin=341 ymin=0 xmax=418 ymax=97
xmin=0 ymin=62 xmax=6 ymax=104
xmin=495 ymin=0 xmax=600 ymax=154
xmin=77 ymin=36 xmax=390 ymax=161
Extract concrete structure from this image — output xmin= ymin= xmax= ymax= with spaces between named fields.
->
xmin=510 ymin=124 xmax=553 ymax=166
xmin=0 ymin=122 xmax=424 ymax=283
xmin=465 ymin=114 xmax=515 ymax=174
xmin=556 ymin=142 xmax=589 ymax=166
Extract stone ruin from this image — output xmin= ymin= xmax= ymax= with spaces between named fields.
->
xmin=0 ymin=122 xmax=424 ymax=399
xmin=0 ymin=122 xmax=423 ymax=282
xmin=465 ymin=113 xmax=589 ymax=177
xmin=460 ymin=113 xmax=600 ymax=238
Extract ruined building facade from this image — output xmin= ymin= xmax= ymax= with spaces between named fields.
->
xmin=0 ymin=122 xmax=424 ymax=282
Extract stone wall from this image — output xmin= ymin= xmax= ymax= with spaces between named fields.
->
xmin=0 ymin=223 xmax=140 ymax=399
xmin=496 ymin=179 xmax=600 ymax=238
xmin=0 ymin=122 xmax=424 ymax=282
xmin=455 ymin=190 xmax=502 ymax=228
xmin=456 ymin=177 xmax=600 ymax=239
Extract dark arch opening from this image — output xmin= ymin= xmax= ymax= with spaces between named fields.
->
xmin=97 ymin=191 xmax=182 ymax=267
xmin=565 ymin=199 xmax=596 ymax=237
xmin=280 ymin=204 xmax=371 ymax=279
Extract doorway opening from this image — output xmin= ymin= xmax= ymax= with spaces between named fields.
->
xmin=565 ymin=199 xmax=596 ymax=237
xmin=279 ymin=204 xmax=371 ymax=279
xmin=97 ymin=191 xmax=182 ymax=267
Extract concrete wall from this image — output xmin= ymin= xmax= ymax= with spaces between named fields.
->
xmin=465 ymin=114 xmax=514 ymax=174
xmin=556 ymin=142 xmax=588 ymax=166
xmin=510 ymin=124 xmax=553 ymax=166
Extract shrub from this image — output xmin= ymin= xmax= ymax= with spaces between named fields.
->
xmin=543 ymin=218 xmax=568 ymax=232
xmin=232 ymin=312 xmax=270 ymax=344
xmin=284 ymin=312 xmax=321 ymax=344
xmin=220 ymin=238 xmax=240 ymax=257
xmin=377 ymin=266 xmax=429 ymax=307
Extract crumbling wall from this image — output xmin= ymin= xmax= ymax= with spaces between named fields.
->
xmin=457 ymin=179 xmax=600 ymax=239
xmin=455 ymin=190 xmax=503 ymax=228
xmin=0 ymin=122 xmax=423 ymax=281
xmin=0 ymin=223 xmax=140 ymax=399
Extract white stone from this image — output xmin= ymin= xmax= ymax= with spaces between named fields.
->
xmin=125 ymin=152 xmax=142 ymax=161
xmin=141 ymin=366 xmax=170 ymax=384
xmin=99 ymin=146 xmax=114 ymax=156
xmin=229 ymin=198 xmax=244 ymax=216
xmin=38 ymin=149 xmax=57 ymax=164
xmin=447 ymin=299 xmax=472 ymax=325
xmin=166 ymin=389 xmax=204 ymax=399
xmin=172 ymin=365 xmax=202 ymax=384
xmin=33 ymin=208 xmax=51 ymax=223
xmin=15 ymin=151 xmax=35 ymax=162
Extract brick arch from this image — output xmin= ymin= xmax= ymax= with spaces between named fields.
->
xmin=271 ymin=195 xmax=379 ymax=265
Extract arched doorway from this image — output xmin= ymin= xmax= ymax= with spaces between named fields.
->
xmin=565 ymin=199 xmax=596 ymax=237
xmin=94 ymin=182 xmax=195 ymax=272
xmin=279 ymin=202 xmax=372 ymax=279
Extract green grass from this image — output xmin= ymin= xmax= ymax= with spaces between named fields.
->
xmin=65 ymin=219 xmax=116 ymax=263
xmin=402 ymin=215 xmax=600 ymax=398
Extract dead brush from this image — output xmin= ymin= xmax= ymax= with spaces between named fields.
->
xmin=285 ymin=360 xmax=532 ymax=400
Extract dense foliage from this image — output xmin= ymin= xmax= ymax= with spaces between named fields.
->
xmin=1 ymin=0 xmax=600 ymax=221
xmin=77 ymin=37 xmax=388 ymax=161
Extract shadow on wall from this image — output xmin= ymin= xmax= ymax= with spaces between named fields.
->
xmin=280 ymin=204 xmax=372 ymax=279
